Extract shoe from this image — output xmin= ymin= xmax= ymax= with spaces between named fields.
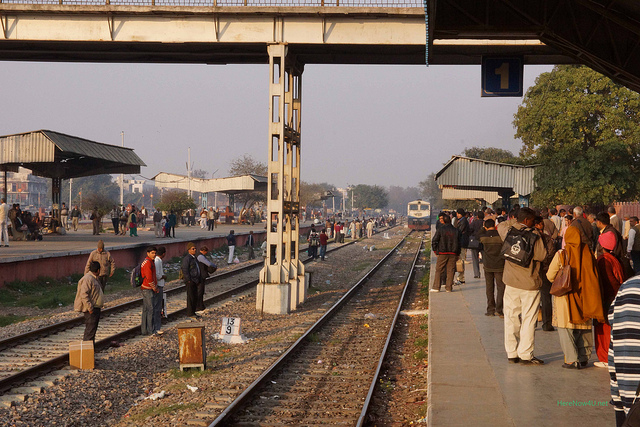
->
xmin=446 ymin=289 xmax=452 ymax=293
xmin=542 ymin=326 xmax=555 ymax=332
xmin=155 ymin=330 xmax=164 ymax=336
xmin=494 ymin=312 xmax=503 ymax=317
xmin=454 ymin=280 xmax=462 ymax=286
xmin=520 ymin=356 xmax=544 ymax=365
xmin=195 ymin=310 xmax=205 ymax=315
xmin=593 ymin=361 xmax=608 ymax=368
xmin=429 ymin=289 xmax=440 ymax=293
xmin=474 ymin=275 xmax=481 ymax=279
xmin=580 ymin=360 xmax=588 ymax=367
xmin=562 ymin=362 xmax=581 ymax=369
xmin=485 ymin=312 xmax=495 ymax=316
xmin=508 ymin=357 xmax=520 ymax=364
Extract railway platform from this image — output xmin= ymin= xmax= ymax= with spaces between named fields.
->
xmin=427 ymin=263 xmax=612 ymax=426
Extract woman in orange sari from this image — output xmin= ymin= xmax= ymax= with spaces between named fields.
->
xmin=547 ymin=227 xmax=604 ymax=369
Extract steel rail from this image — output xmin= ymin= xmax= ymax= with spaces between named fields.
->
xmin=208 ymin=230 xmax=412 ymax=426
xmin=357 ymin=235 xmax=423 ymax=426
xmin=0 ymin=237 xmax=360 ymax=394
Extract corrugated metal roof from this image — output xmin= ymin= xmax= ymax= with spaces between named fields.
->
xmin=441 ymin=188 xmax=503 ymax=204
xmin=0 ymin=130 xmax=145 ymax=167
xmin=435 ymin=156 xmax=537 ymax=196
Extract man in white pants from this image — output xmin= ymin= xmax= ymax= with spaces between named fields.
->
xmin=498 ymin=207 xmax=547 ymax=365
xmin=0 ymin=198 xmax=8 ymax=247
xmin=226 ymin=230 xmax=236 ymax=264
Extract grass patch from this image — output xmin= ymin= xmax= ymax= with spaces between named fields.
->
xmin=352 ymin=261 xmax=371 ymax=272
xmin=306 ymin=332 xmax=320 ymax=343
xmin=415 ymin=337 xmax=428 ymax=347
xmin=417 ymin=402 xmax=429 ymax=417
xmin=414 ymin=349 xmax=427 ymax=360
xmin=129 ymin=402 xmax=203 ymax=422
xmin=0 ymin=314 xmax=30 ymax=327
xmin=420 ymin=323 xmax=428 ymax=331
xmin=307 ymin=285 xmax=322 ymax=295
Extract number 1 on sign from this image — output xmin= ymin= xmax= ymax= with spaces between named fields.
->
xmin=495 ymin=62 xmax=509 ymax=89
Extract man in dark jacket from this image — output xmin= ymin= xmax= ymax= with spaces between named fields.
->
xmin=181 ymin=242 xmax=202 ymax=319
xmin=431 ymin=214 xmax=461 ymax=292
xmin=196 ymin=246 xmax=217 ymax=314
xmin=455 ymin=208 xmax=470 ymax=285
xmin=478 ymin=218 xmax=505 ymax=316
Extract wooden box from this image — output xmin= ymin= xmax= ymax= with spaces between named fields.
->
xmin=69 ymin=341 xmax=94 ymax=370
xmin=178 ymin=322 xmax=206 ymax=371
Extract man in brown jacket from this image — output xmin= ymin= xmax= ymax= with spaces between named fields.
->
xmin=498 ymin=207 xmax=548 ymax=365
xmin=85 ymin=240 xmax=115 ymax=292
xmin=74 ymin=261 xmax=104 ymax=343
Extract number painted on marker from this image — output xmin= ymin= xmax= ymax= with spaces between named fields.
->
xmin=495 ymin=62 xmax=510 ymax=89
xmin=226 ymin=326 xmax=232 ymax=334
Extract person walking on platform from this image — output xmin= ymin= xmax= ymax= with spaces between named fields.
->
xmin=366 ymin=219 xmax=374 ymax=238
xmin=129 ymin=206 xmax=138 ymax=237
xmin=85 ymin=240 xmax=115 ymax=292
xmin=74 ymin=261 xmax=104 ymax=343
xmin=90 ymin=206 xmax=101 ymax=236
xmin=60 ymin=203 xmax=69 ymax=231
xmin=0 ymin=198 xmax=8 ymax=247
xmin=430 ymin=214 xmax=460 ymax=293
xmin=207 ymin=207 xmax=215 ymax=231
xmin=534 ymin=216 xmax=557 ymax=331
xmin=454 ymin=208 xmax=470 ymax=285
xmin=153 ymin=246 xmax=167 ymax=334
xmin=609 ymin=206 xmax=622 ymax=235
xmin=627 ymin=216 xmax=640 ymax=274
xmin=153 ymin=208 xmax=162 ymax=238
xmin=468 ymin=211 xmax=484 ymax=279
xmin=478 ymin=218 xmax=505 ymax=316
xmin=246 ymin=231 xmax=256 ymax=260
xmin=140 ymin=246 xmax=158 ymax=335
xmin=110 ymin=205 xmax=120 ymax=235
xmin=499 ymin=207 xmax=547 ymax=365
xmin=226 ymin=230 xmax=237 ymax=264
xmin=196 ymin=246 xmax=217 ymax=313
xmin=119 ymin=207 xmax=128 ymax=236
xmin=168 ymin=211 xmax=177 ymax=238
xmin=70 ymin=205 xmax=81 ymax=231
xmin=182 ymin=242 xmax=201 ymax=319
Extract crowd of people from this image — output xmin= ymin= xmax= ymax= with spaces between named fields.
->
xmin=430 ymin=204 xmax=640 ymax=425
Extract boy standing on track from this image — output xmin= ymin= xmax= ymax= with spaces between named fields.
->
xmin=153 ymin=246 xmax=167 ymax=334
xmin=140 ymin=246 xmax=158 ymax=335
xmin=74 ymin=261 xmax=104 ymax=343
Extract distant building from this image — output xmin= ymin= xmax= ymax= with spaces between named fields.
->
xmin=0 ymin=167 xmax=49 ymax=209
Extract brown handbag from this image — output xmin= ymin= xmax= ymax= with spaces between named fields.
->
xmin=550 ymin=250 xmax=572 ymax=297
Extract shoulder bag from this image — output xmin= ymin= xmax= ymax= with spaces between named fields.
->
xmin=550 ymin=250 xmax=572 ymax=297
xmin=623 ymin=381 xmax=640 ymax=427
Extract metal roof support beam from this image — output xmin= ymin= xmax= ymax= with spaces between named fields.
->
xmin=257 ymin=43 xmax=305 ymax=316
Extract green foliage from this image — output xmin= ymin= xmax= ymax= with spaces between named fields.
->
xmin=351 ymin=184 xmax=388 ymax=210
xmin=0 ymin=314 xmax=29 ymax=327
xmin=418 ymin=172 xmax=443 ymax=210
xmin=155 ymin=189 xmax=197 ymax=214
xmin=227 ymin=154 xmax=267 ymax=209
xmin=83 ymin=192 xmax=117 ymax=218
xmin=61 ymin=175 xmax=119 ymax=206
xmin=514 ymin=65 xmax=640 ymax=205
xmin=462 ymin=147 xmax=522 ymax=164
xmin=387 ymin=185 xmax=421 ymax=213
xmin=300 ymin=182 xmax=336 ymax=208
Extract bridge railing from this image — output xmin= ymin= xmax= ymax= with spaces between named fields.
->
xmin=0 ymin=0 xmax=422 ymax=6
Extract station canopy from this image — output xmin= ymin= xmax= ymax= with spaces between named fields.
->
xmin=0 ymin=130 xmax=145 ymax=179
xmin=152 ymin=172 xmax=267 ymax=195
xmin=435 ymin=156 xmax=538 ymax=205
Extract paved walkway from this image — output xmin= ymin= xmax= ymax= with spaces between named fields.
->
xmin=0 ymin=220 xmax=277 ymax=262
xmin=427 ymin=258 xmax=613 ymax=426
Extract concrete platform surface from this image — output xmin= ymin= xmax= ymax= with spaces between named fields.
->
xmin=428 ymin=261 xmax=612 ymax=427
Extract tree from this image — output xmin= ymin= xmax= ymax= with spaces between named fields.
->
xmin=191 ymin=169 xmax=208 ymax=179
xmin=462 ymin=147 xmax=522 ymax=164
xmin=59 ymin=175 xmax=119 ymax=206
xmin=514 ymin=65 xmax=640 ymax=206
xmin=228 ymin=154 xmax=268 ymax=210
xmin=82 ymin=192 xmax=116 ymax=218
xmin=418 ymin=172 xmax=443 ymax=210
xmin=351 ymin=184 xmax=388 ymax=211
xmin=155 ymin=189 xmax=196 ymax=214
xmin=387 ymin=185 xmax=421 ymax=213
xmin=300 ymin=182 xmax=335 ymax=208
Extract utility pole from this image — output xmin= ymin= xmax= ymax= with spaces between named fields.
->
xmin=69 ymin=178 xmax=73 ymax=206
xmin=120 ymin=131 xmax=124 ymax=206
xmin=187 ymin=147 xmax=192 ymax=197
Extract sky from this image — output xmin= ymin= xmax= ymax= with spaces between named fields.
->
xmin=0 ymin=61 xmax=553 ymax=189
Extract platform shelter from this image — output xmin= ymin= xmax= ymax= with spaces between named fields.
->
xmin=435 ymin=156 xmax=538 ymax=208
xmin=0 ymin=130 xmax=145 ymax=219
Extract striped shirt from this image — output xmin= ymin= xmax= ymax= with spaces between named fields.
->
xmin=609 ymin=276 xmax=640 ymax=414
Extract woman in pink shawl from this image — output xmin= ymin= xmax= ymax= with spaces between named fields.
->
xmin=594 ymin=230 xmax=626 ymax=367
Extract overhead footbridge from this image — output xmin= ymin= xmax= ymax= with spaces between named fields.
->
xmin=152 ymin=172 xmax=267 ymax=195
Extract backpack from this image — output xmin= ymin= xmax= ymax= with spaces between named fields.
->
xmin=309 ymin=233 xmax=320 ymax=247
xmin=500 ymin=227 xmax=539 ymax=268
xmin=130 ymin=263 xmax=143 ymax=287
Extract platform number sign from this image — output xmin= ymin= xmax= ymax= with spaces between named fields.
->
xmin=221 ymin=317 xmax=241 ymax=336
xmin=481 ymin=56 xmax=524 ymax=97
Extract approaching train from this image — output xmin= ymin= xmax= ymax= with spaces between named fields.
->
xmin=407 ymin=199 xmax=431 ymax=231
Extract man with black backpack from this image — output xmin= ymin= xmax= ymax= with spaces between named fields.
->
xmin=499 ymin=207 xmax=548 ymax=365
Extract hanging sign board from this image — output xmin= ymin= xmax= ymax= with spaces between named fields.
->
xmin=481 ymin=56 xmax=524 ymax=97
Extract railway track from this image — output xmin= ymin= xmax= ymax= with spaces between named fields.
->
xmin=201 ymin=232 xmax=423 ymax=426
xmin=0 ymin=236 xmax=365 ymax=396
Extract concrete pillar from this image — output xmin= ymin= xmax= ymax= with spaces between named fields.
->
xmin=257 ymin=43 xmax=305 ymax=315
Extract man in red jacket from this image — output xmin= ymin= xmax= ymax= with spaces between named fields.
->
xmin=140 ymin=246 xmax=158 ymax=336
xmin=319 ymin=229 xmax=329 ymax=261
